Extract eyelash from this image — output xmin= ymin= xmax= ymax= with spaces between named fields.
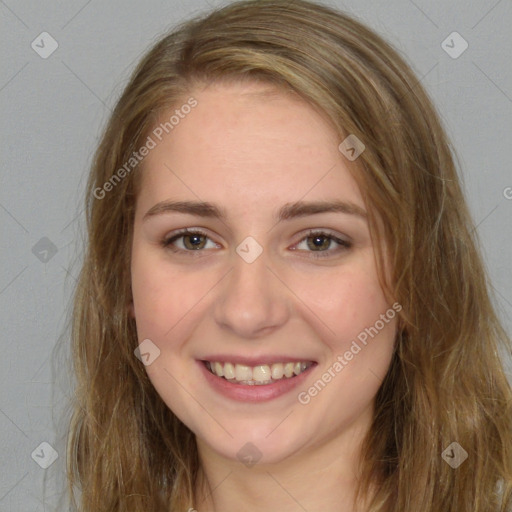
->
xmin=161 ymin=228 xmax=352 ymax=259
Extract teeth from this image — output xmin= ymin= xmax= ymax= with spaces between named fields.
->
xmin=253 ymin=365 xmax=271 ymax=382
xmin=284 ymin=362 xmax=294 ymax=378
xmin=214 ymin=362 xmax=224 ymax=377
xmin=206 ymin=360 xmax=313 ymax=384
xmin=271 ymin=363 xmax=284 ymax=379
xmin=224 ymin=362 xmax=235 ymax=380
xmin=235 ymin=364 xmax=252 ymax=381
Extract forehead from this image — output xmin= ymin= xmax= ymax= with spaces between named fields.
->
xmin=135 ymin=82 xmax=364 ymax=214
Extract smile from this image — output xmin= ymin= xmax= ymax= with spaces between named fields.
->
xmin=204 ymin=360 xmax=314 ymax=385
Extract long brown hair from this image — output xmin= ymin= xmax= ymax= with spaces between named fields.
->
xmin=65 ymin=1 xmax=512 ymax=510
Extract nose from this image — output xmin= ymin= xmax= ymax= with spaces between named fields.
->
xmin=213 ymin=249 xmax=291 ymax=339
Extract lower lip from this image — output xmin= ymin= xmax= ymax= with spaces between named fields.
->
xmin=197 ymin=361 xmax=317 ymax=403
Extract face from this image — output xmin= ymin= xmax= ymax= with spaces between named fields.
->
xmin=130 ymin=81 xmax=397 ymax=468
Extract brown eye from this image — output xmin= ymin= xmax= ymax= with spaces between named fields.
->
xmin=162 ymin=229 xmax=218 ymax=253
xmin=182 ymin=233 xmax=207 ymax=250
xmin=306 ymin=234 xmax=332 ymax=251
xmin=294 ymin=230 xmax=352 ymax=259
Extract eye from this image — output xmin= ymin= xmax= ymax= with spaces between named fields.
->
xmin=161 ymin=228 xmax=352 ymax=259
xmin=292 ymin=230 xmax=352 ymax=258
xmin=161 ymin=228 xmax=219 ymax=254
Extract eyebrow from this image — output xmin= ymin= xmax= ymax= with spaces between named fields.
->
xmin=143 ymin=199 xmax=367 ymax=223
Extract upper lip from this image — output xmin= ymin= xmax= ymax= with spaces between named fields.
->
xmin=200 ymin=355 xmax=317 ymax=366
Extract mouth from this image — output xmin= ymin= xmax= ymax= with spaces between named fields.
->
xmin=202 ymin=360 xmax=315 ymax=386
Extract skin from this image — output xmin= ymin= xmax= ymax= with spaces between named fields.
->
xmin=129 ymin=81 xmax=397 ymax=512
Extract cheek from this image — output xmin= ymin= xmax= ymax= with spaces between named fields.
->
xmin=131 ymin=265 xmax=196 ymax=338
xmin=288 ymin=253 xmax=392 ymax=347
xmin=295 ymin=265 xmax=396 ymax=414
xmin=130 ymin=246 xmax=224 ymax=358
xmin=131 ymin=243 xmax=182 ymax=339
xmin=289 ymin=251 xmax=397 ymax=399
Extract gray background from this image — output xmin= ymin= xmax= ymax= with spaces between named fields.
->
xmin=1 ymin=0 xmax=511 ymax=510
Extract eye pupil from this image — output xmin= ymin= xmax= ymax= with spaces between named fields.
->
xmin=308 ymin=235 xmax=330 ymax=250
xmin=184 ymin=234 xmax=206 ymax=250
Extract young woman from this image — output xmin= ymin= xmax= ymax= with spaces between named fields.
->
xmin=66 ymin=1 xmax=512 ymax=510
